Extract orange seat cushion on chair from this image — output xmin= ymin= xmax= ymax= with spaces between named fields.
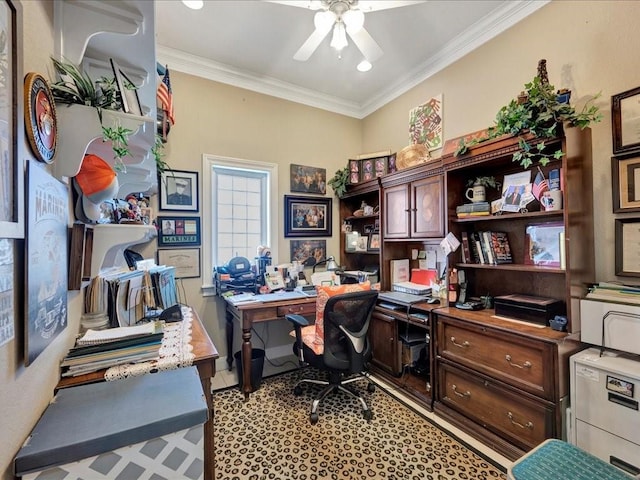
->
xmin=290 ymin=282 xmax=372 ymax=355
xmin=314 ymin=281 xmax=371 ymax=345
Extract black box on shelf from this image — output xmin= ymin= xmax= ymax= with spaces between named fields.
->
xmin=494 ymin=294 xmax=565 ymax=326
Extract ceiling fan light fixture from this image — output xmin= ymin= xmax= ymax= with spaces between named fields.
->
xmin=343 ymin=9 xmax=365 ymax=32
xmin=314 ymin=10 xmax=337 ymax=32
xmin=357 ymin=60 xmax=372 ymax=72
xmin=181 ymin=0 xmax=203 ymax=10
xmin=330 ymin=22 xmax=348 ymax=51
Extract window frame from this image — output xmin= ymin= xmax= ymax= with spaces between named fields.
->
xmin=201 ymin=154 xmax=278 ymax=294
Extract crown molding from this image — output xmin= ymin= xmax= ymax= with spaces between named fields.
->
xmin=157 ymin=0 xmax=549 ymax=120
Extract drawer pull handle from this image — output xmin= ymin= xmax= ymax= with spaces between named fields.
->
xmin=452 ymin=384 xmax=470 ymax=398
xmin=450 ymin=337 xmax=469 ymax=348
xmin=508 ymin=412 xmax=533 ymax=429
xmin=505 ymin=354 xmax=532 ymax=369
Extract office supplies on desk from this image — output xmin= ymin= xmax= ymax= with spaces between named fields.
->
xmin=378 ymin=291 xmax=430 ymax=306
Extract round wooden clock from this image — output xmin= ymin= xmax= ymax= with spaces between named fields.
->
xmin=24 ymin=72 xmax=58 ymax=164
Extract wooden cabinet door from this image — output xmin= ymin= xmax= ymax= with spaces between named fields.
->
xmin=370 ymin=310 xmax=401 ymax=375
xmin=412 ymin=175 xmax=444 ymax=238
xmin=383 ymin=184 xmax=410 ymax=239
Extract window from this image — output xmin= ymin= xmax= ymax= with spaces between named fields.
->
xmin=202 ymin=154 xmax=278 ymax=292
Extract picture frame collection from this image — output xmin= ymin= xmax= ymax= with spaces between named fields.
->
xmin=612 ymin=85 xmax=640 ymax=276
xmin=157 ymin=169 xmax=201 ymax=278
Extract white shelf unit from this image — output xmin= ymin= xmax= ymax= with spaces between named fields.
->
xmin=54 ymin=1 xmax=159 ymax=279
xmin=53 ymin=0 xmax=157 ymax=196
xmin=90 ymin=224 xmax=157 ymax=278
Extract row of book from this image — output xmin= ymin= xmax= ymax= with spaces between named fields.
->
xmin=461 ymin=231 xmax=513 ymax=265
xmin=61 ymin=322 xmax=164 ymax=377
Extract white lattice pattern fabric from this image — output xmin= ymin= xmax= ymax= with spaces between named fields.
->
xmin=105 ymin=307 xmax=195 ymax=381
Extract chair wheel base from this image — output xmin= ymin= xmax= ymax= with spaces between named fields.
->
xmin=363 ymin=409 xmax=373 ymax=421
xmin=294 ymin=385 xmax=303 ymax=396
xmin=367 ymin=383 xmax=375 ymax=393
xmin=310 ymin=412 xmax=319 ymax=424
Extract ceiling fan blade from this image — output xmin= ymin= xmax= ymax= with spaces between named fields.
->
xmin=356 ymin=1 xmax=426 ymax=12
xmin=346 ymin=25 xmax=383 ymax=62
xmin=294 ymin=9 xmax=335 ymax=61
xmin=266 ymin=1 xmax=324 ymax=10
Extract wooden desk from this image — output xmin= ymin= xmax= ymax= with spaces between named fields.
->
xmin=225 ymin=296 xmax=316 ymax=399
xmin=57 ymin=311 xmax=219 ymax=480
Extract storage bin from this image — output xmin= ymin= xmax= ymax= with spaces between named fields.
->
xmin=14 ymin=367 xmax=208 ymax=480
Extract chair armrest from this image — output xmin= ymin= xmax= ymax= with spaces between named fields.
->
xmin=285 ymin=313 xmax=309 ymax=328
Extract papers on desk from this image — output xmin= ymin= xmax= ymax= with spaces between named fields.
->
xmin=226 ymin=290 xmax=309 ymax=305
xmin=226 ymin=293 xmax=260 ymax=305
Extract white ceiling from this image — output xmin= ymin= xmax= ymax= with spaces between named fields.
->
xmin=156 ymin=0 xmax=548 ymax=119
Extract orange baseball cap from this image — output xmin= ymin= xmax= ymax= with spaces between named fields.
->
xmin=73 ymin=154 xmax=119 ymax=222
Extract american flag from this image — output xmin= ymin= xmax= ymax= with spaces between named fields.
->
xmin=532 ymin=170 xmax=549 ymax=200
xmin=157 ymin=66 xmax=175 ymax=125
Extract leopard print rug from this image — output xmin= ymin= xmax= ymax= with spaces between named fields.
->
xmin=214 ymin=370 xmax=507 ymax=479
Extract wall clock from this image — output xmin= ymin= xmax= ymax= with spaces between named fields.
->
xmin=24 ymin=72 xmax=57 ymax=164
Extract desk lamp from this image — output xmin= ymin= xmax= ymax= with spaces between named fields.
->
xmin=312 ymin=256 xmax=339 ymax=273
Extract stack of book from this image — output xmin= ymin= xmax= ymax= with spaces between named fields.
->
xmin=456 ymin=202 xmax=490 ymax=218
xmin=460 ymin=231 xmax=513 ymax=265
xmin=61 ymin=322 xmax=164 ymax=377
xmin=585 ymin=282 xmax=640 ymax=305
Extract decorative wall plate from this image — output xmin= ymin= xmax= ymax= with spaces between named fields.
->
xmin=24 ymin=72 xmax=58 ymax=164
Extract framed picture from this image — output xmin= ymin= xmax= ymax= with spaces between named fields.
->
xmin=368 ymin=233 xmax=381 ymax=251
xmin=612 ymin=155 xmax=640 ymax=212
xmin=355 ymin=236 xmax=368 ymax=252
xmin=349 ymin=159 xmax=360 ymax=184
xmin=157 ymin=216 xmax=201 ymax=247
xmin=361 ymin=159 xmax=375 ymax=182
xmin=284 ymin=195 xmax=332 ymax=237
xmin=157 ymin=248 xmax=201 ymax=279
xmin=25 ymin=161 xmax=68 ymax=365
xmin=289 ymin=164 xmax=326 ymax=195
xmin=612 ymin=86 xmax=640 ymax=155
xmin=290 ymin=239 xmax=326 ymax=266
xmin=159 ymin=169 xmax=199 ymax=212
xmin=110 ymin=58 xmax=143 ymax=116
xmin=374 ymin=157 xmax=387 ymax=177
xmin=345 ymin=232 xmax=359 ymax=252
xmin=615 ymin=218 xmax=640 ymax=277
xmin=524 ymin=222 xmax=564 ymax=267
xmin=0 ymin=0 xmax=23 ymax=239
xmin=364 ymin=224 xmax=374 ymax=234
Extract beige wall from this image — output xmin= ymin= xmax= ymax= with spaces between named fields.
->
xmin=3 ymin=1 xmax=640 ymax=477
xmin=363 ymin=0 xmax=640 ymax=283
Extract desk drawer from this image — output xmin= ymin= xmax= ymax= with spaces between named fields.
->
xmin=437 ymin=315 xmax=554 ymax=400
xmin=439 ymin=362 xmax=552 ymax=451
xmin=277 ymin=302 xmax=316 ymax=318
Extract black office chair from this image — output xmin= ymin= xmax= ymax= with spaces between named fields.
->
xmin=286 ymin=290 xmax=379 ymax=424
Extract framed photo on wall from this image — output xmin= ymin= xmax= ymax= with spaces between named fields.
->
xmin=615 ymin=218 xmax=640 ymax=277
xmin=157 ymin=248 xmax=201 ymax=278
xmin=0 ymin=0 xmax=24 ymax=239
xmin=612 ymin=155 xmax=640 ymax=212
xmin=284 ymin=195 xmax=332 ymax=237
xmin=157 ymin=216 xmax=201 ymax=247
xmin=612 ymin=86 xmax=640 ymax=156
xmin=290 ymin=164 xmax=327 ymax=195
xmin=290 ymin=239 xmax=327 ymax=266
xmin=159 ymin=169 xmax=199 ymax=212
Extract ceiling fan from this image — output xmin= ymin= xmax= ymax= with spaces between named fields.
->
xmin=271 ymin=1 xmax=425 ymax=62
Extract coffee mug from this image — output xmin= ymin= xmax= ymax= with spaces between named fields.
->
xmin=541 ymin=190 xmax=562 ymax=211
xmin=465 ymin=185 xmax=486 ymax=203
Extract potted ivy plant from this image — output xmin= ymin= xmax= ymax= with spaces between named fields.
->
xmin=328 ymin=166 xmax=349 ymax=198
xmin=456 ymin=74 xmax=602 ymax=169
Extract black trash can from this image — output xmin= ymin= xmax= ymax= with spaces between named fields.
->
xmin=234 ymin=349 xmax=265 ymax=391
